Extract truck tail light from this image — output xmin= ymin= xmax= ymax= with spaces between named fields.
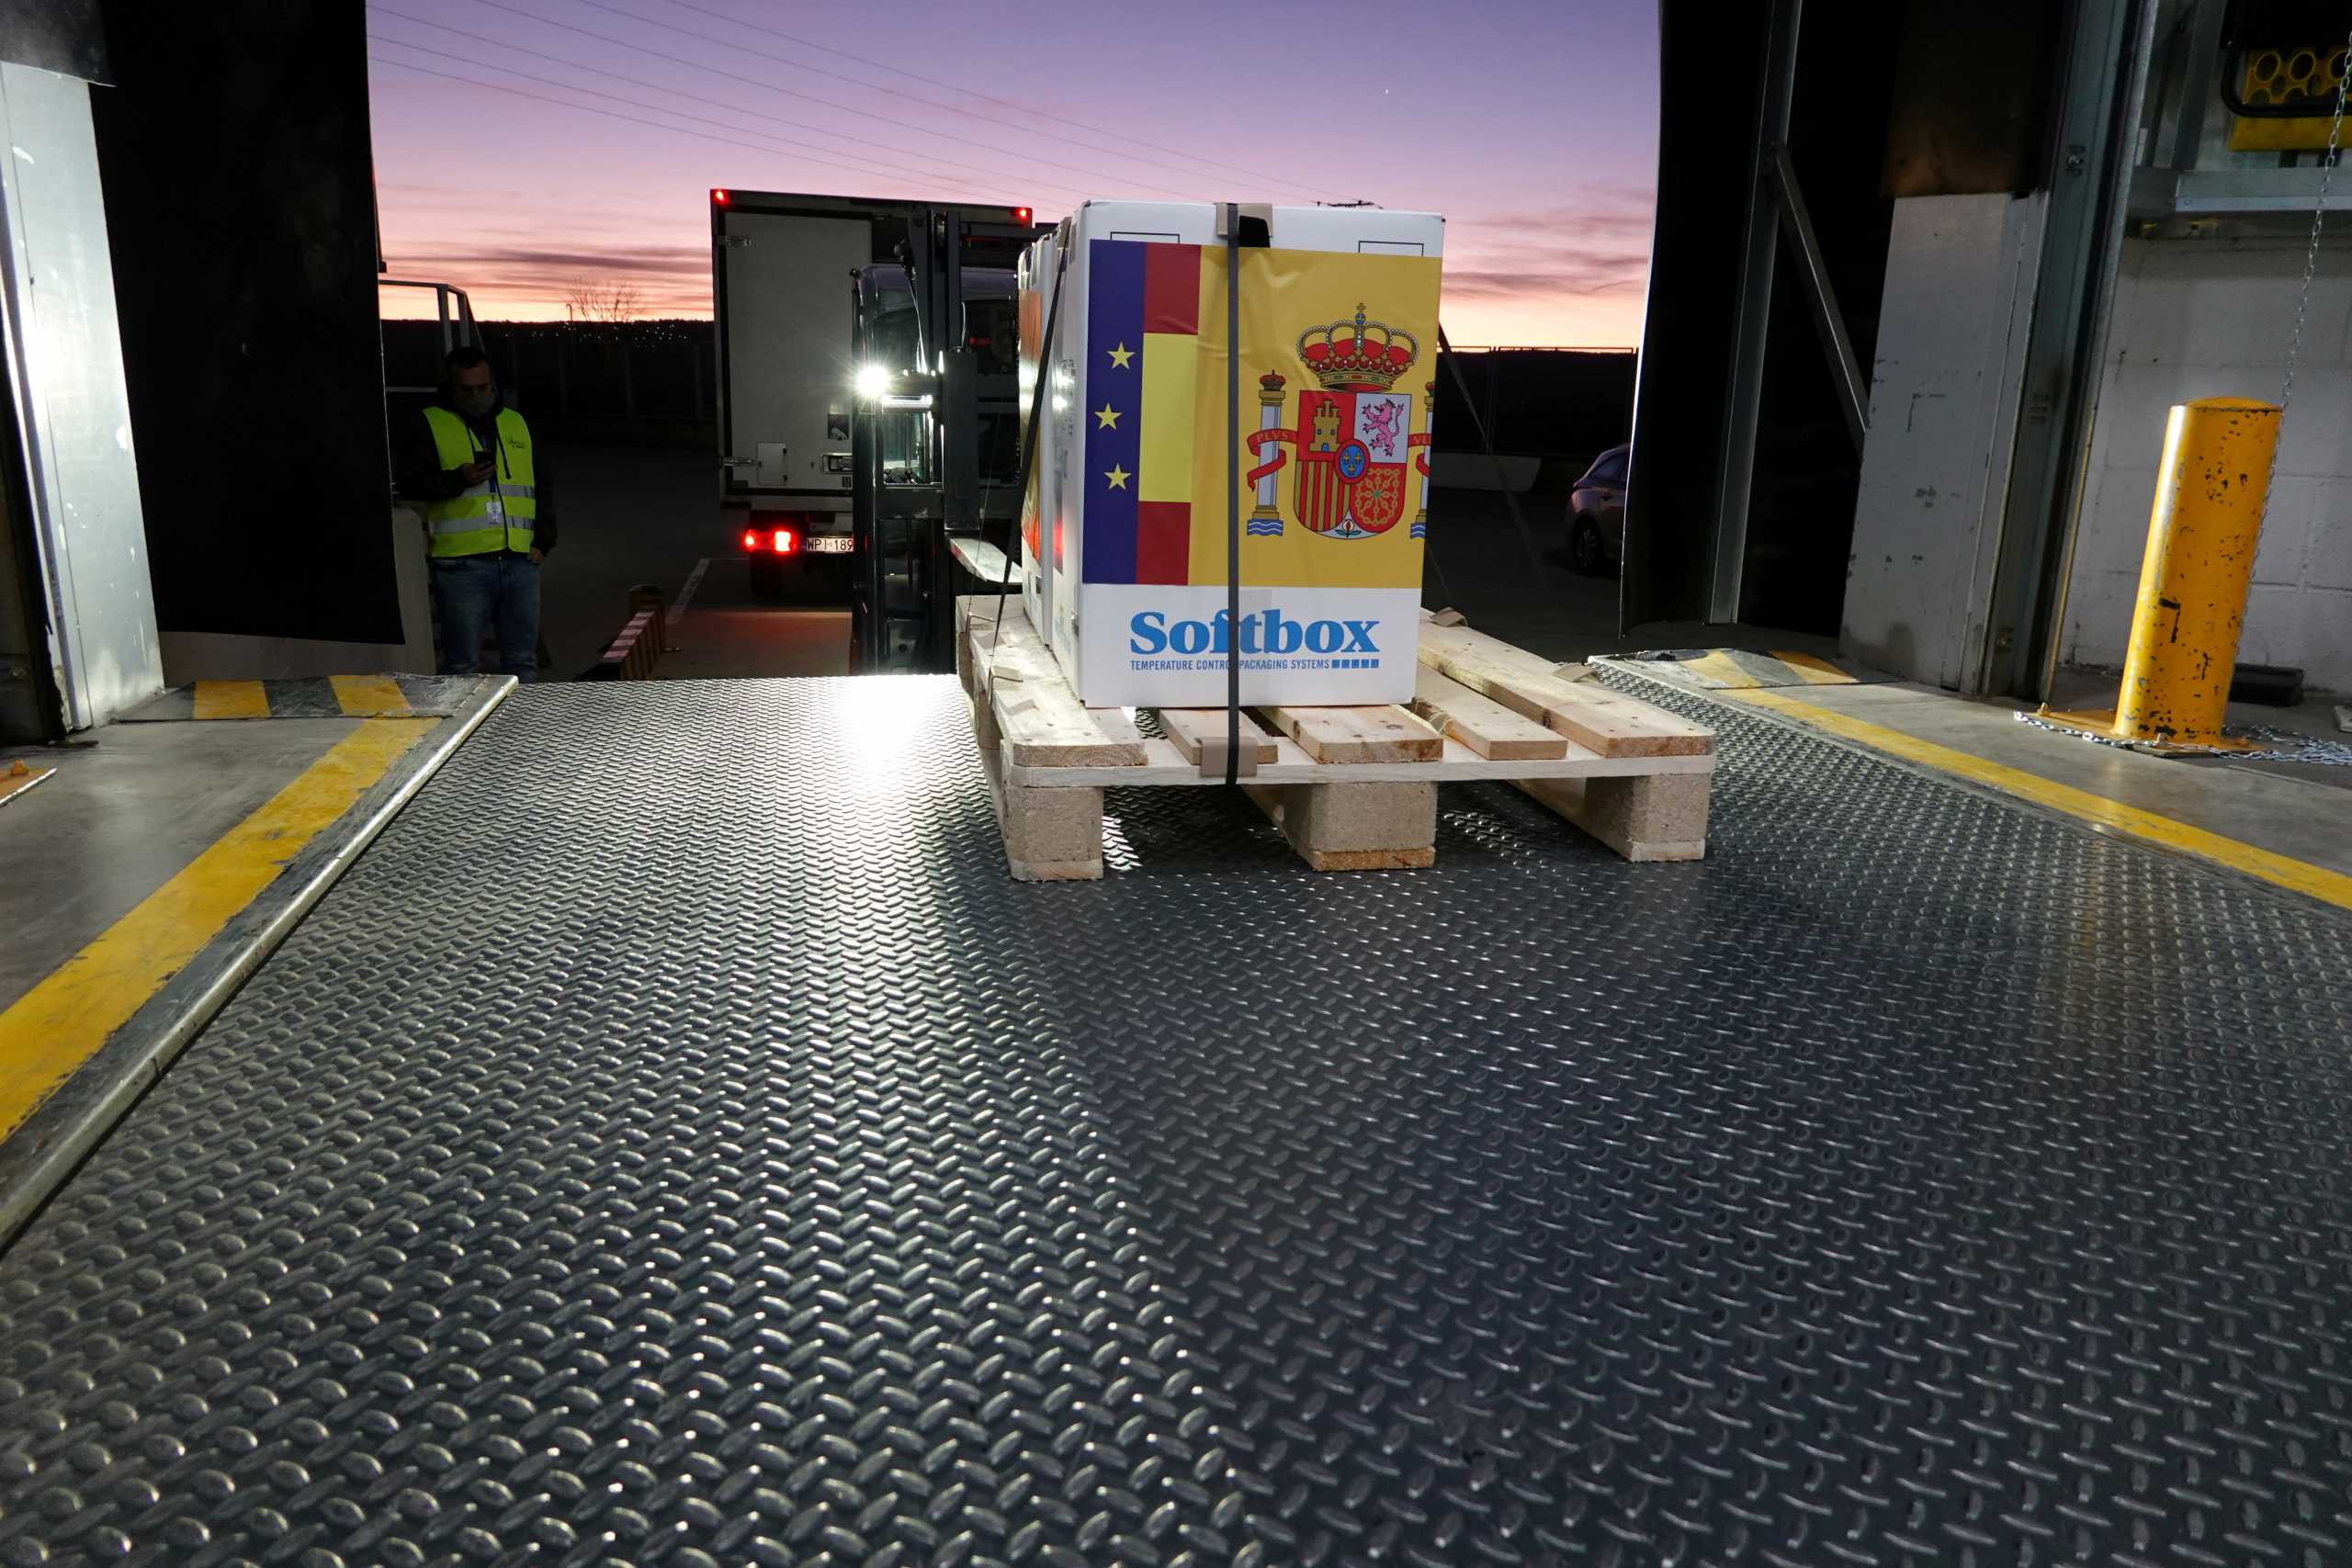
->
xmin=772 ymin=527 xmax=797 ymax=555
xmin=741 ymin=528 xmax=759 ymax=552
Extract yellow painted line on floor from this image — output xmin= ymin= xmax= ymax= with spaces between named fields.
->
xmin=1678 ymin=651 xmax=1761 ymax=689
xmin=0 ymin=717 xmax=436 ymax=1139
xmin=330 ymin=674 xmax=413 ymax=717
xmin=191 ymin=680 xmax=270 ymax=720
xmin=1764 ymin=649 xmax=1858 ymax=685
xmin=1730 ymin=688 xmax=2352 ymax=911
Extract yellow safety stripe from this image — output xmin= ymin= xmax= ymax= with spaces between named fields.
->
xmin=329 ymin=674 xmax=413 ymax=716
xmin=0 ymin=719 xmax=436 ymax=1139
xmin=1731 ymin=688 xmax=2352 ymax=912
xmin=1763 ymin=650 xmax=1856 ymax=684
xmin=191 ymin=681 xmax=270 ymax=720
xmin=1671 ymin=652 xmax=1756 ymax=688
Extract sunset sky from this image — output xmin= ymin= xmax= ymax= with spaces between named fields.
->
xmin=368 ymin=0 xmax=1659 ymax=346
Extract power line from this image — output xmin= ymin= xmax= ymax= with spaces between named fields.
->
xmin=370 ymin=35 xmax=994 ymax=195
xmin=470 ymin=0 xmax=1215 ymax=202
xmin=368 ymin=55 xmax=1011 ymax=204
xmin=625 ymin=0 xmax=1335 ymax=202
xmin=368 ymin=17 xmax=1090 ymax=200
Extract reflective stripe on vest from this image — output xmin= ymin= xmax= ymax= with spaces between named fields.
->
xmin=423 ymin=407 xmax=538 ymax=557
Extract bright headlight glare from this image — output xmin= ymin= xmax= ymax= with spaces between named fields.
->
xmin=854 ymin=364 xmax=893 ymax=399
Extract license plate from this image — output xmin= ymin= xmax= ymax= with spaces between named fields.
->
xmin=805 ymin=535 xmax=854 ymax=554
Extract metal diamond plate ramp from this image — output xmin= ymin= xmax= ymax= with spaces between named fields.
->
xmin=2 ymin=676 xmax=2348 ymax=1567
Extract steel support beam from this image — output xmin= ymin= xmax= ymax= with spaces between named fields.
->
xmin=2169 ymin=0 xmax=2228 ymax=170
xmin=1980 ymin=0 xmax=2155 ymax=700
xmin=1706 ymin=0 xmax=1803 ymax=626
xmin=1768 ymin=148 xmax=1870 ymax=457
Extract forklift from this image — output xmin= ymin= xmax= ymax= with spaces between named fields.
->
xmin=848 ymin=205 xmax=1041 ymax=673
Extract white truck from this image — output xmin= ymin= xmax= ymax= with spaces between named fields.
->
xmin=709 ymin=187 xmax=1036 ymax=600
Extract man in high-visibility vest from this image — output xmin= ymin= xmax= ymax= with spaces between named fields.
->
xmin=394 ymin=347 xmax=558 ymax=678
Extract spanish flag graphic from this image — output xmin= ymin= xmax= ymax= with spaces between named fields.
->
xmin=1080 ymin=240 xmax=1443 ymax=591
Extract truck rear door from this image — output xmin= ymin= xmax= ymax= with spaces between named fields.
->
xmin=716 ymin=206 xmax=872 ymax=525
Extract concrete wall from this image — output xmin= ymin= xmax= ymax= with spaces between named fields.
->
xmin=0 ymin=62 xmax=161 ymax=728
xmin=2064 ymin=235 xmax=2352 ymax=694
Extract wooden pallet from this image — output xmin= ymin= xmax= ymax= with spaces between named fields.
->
xmin=956 ymin=596 xmax=1714 ymax=879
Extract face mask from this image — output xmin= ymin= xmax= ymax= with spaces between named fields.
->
xmin=454 ymin=389 xmax=496 ymax=418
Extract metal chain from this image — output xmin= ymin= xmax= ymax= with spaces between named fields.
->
xmin=2269 ymin=31 xmax=2352 ymax=491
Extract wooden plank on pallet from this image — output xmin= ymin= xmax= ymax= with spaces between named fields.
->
xmin=1153 ymin=707 xmax=1279 ymax=765
xmin=955 ymin=592 xmax=1031 ymax=695
xmin=949 ymin=535 xmax=1014 ymax=585
xmin=1087 ymin=706 xmax=1146 ymax=747
xmin=1253 ymin=703 xmax=1443 ymax=763
xmin=956 ymin=592 xmax=1023 ymax=658
xmin=1409 ymin=667 xmax=1567 ymax=760
xmin=1533 ymin=682 xmax=1710 ymax=758
xmin=1004 ymin=739 xmax=1714 ymax=787
xmin=1416 ymin=612 xmax=1555 ymax=671
xmin=990 ymin=680 xmax=1145 ymax=769
xmin=956 ymin=592 xmax=1034 ymax=650
xmin=1418 ymin=621 xmax=1711 ymax=759
xmin=962 ymin=596 xmax=1146 ymax=769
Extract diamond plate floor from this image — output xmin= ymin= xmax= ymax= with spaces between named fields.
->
xmin=3 ymin=676 xmax=2349 ymax=1568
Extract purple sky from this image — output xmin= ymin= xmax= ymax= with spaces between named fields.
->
xmin=369 ymin=0 xmax=1659 ymax=345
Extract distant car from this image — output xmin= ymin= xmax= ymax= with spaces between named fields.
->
xmin=1568 ymin=444 xmax=1628 ymax=577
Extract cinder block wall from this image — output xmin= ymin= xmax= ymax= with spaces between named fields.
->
xmin=2065 ymin=236 xmax=2352 ymax=694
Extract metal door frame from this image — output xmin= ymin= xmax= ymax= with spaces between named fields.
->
xmin=1980 ymin=0 xmax=2157 ymax=700
xmin=1705 ymin=0 xmax=1872 ymax=625
xmin=379 ymin=280 xmax=476 ymax=396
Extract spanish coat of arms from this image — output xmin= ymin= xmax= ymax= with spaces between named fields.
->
xmin=1244 ymin=306 xmax=1432 ymax=540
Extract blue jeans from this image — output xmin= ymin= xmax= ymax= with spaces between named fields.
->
xmin=432 ymin=556 xmax=539 ymax=679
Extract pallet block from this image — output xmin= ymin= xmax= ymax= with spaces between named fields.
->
xmin=1511 ymin=772 xmax=1709 ymax=862
xmin=994 ymin=769 xmax=1105 ymax=880
xmin=973 ymin=686 xmax=1104 ymax=880
xmin=1244 ymin=780 xmax=1439 ymax=871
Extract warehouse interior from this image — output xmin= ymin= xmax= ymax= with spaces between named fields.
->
xmin=1 ymin=1 xmax=2349 ymax=1563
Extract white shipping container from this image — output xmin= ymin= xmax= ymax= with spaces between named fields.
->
xmin=1017 ymin=201 xmax=1444 ymax=708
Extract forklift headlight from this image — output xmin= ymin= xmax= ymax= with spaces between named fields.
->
xmin=854 ymin=364 xmax=893 ymax=399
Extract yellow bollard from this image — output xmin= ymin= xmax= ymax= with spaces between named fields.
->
xmin=2041 ymin=397 xmax=2278 ymax=751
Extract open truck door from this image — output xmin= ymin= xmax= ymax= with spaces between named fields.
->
xmin=711 ymin=191 xmax=1038 ymax=646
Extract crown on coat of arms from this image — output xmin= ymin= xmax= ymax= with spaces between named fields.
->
xmin=1297 ymin=305 xmax=1419 ymax=391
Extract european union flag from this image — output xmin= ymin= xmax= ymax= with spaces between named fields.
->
xmin=1081 ymin=239 xmax=1203 ymax=586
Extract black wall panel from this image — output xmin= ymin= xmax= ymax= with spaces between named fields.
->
xmin=93 ymin=0 xmax=397 ymax=643
xmin=1882 ymin=2 xmax=2061 ymax=197
xmin=1622 ymin=2 xmax=1770 ymax=631
xmin=0 ymin=0 xmax=107 ymax=83
xmin=1627 ymin=0 xmax=1908 ymax=637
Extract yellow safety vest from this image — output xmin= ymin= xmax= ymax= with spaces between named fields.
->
xmin=423 ymin=406 xmax=537 ymax=558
